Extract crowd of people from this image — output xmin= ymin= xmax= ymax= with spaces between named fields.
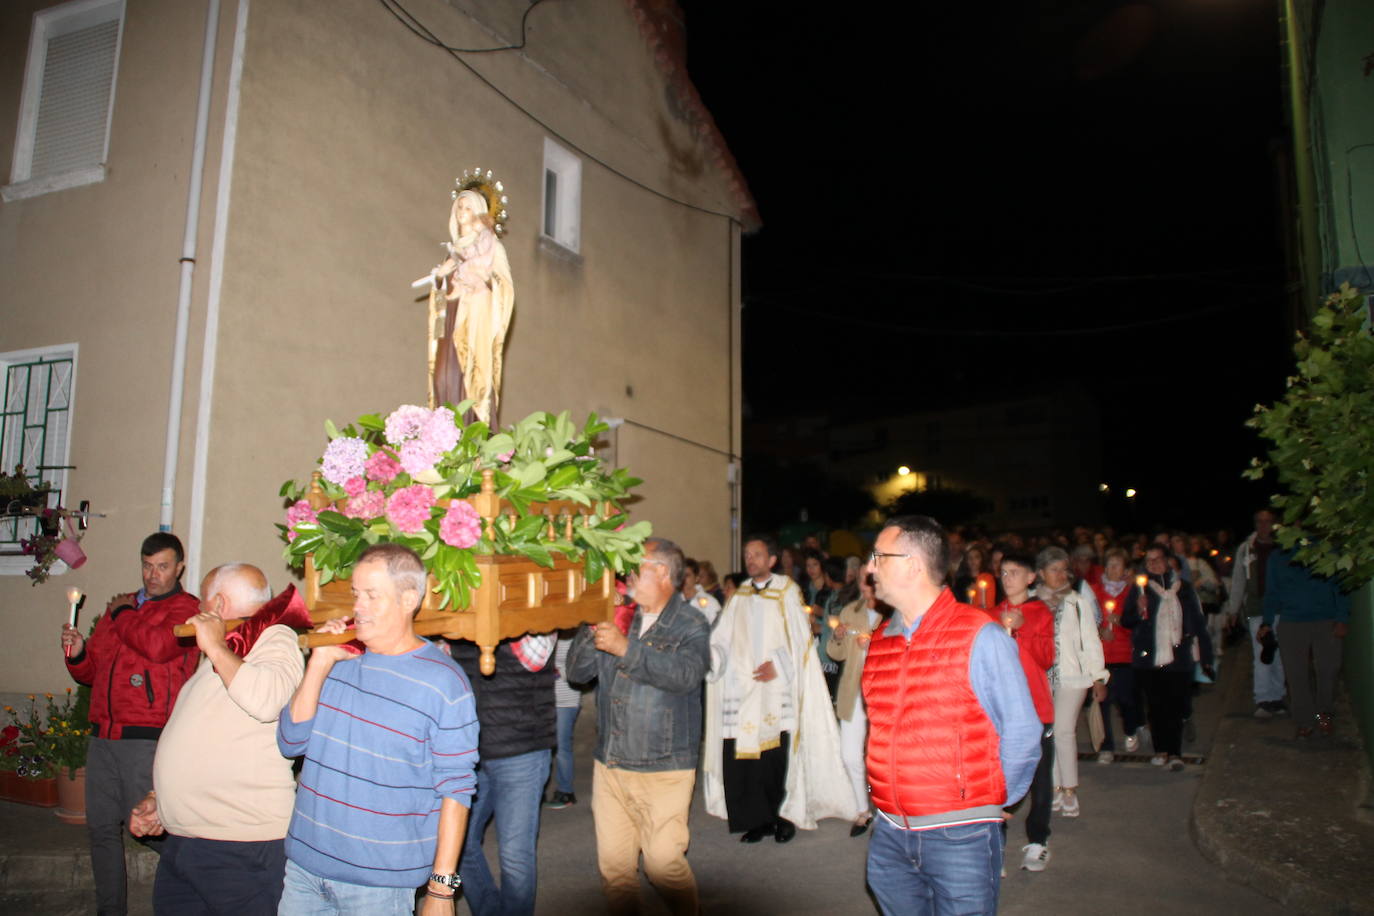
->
xmin=54 ymin=507 xmax=1348 ymax=915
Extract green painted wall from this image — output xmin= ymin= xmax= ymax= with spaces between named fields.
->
xmin=1345 ymin=583 xmax=1374 ymax=773
xmin=1309 ymin=0 xmax=1374 ymax=287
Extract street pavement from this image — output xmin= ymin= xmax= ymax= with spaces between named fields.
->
xmin=4 ymin=642 xmax=1347 ymax=914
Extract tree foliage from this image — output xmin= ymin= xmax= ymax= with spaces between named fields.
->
xmin=1245 ymin=283 xmax=1373 ymax=587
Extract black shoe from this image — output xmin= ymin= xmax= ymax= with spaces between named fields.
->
xmin=849 ymin=815 xmax=873 ymax=838
xmin=740 ymin=825 xmax=772 ymax=843
xmin=1260 ymin=631 xmax=1279 ymax=665
xmin=545 ymin=791 xmax=576 ymax=809
xmin=774 ymin=818 xmax=796 ymax=843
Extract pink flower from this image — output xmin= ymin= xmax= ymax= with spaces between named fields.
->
xmin=365 ymin=450 xmax=402 ymax=483
xmin=343 ymin=489 xmax=386 ymax=520
xmin=285 ymin=500 xmax=318 ymax=541
xmin=496 ymin=450 xmax=514 ymax=463
xmin=286 ymin=500 xmax=318 ymax=528
xmin=320 ymin=437 xmax=368 ymax=486
xmin=399 ymin=440 xmax=442 ymax=476
xmin=343 ymin=476 xmax=366 ymax=498
xmin=383 ymin=405 xmax=430 ymax=446
xmin=439 ymin=501 xmax=482 ymax=548
xmin=385 ymin=484 xmax=436 ymax=533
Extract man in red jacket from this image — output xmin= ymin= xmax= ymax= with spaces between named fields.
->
xmin=863 ymin=516 xmax=1040 ymax=915
xmin=61 ymin=532 xmax=200 ymax=916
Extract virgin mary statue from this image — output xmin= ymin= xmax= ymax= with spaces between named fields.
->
xmin=422 ymin=183 xmax=514 ymax=425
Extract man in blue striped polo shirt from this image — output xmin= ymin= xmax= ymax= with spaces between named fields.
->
xmin=277 ymin=543 xmax=479 ymax=915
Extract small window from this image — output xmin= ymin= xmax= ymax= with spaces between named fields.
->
xmin=541 ymin=137 xmax=581 ymax=253
xmin=3 ymin=0 xmax=125 ymax=202
xmin=1 ymin=346 xmax=78 ymax=573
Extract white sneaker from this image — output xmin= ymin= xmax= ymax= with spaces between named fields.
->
xmin=1151 ymin=753 xmax=1167 ymax=766
xmin=1097 ymin=750 xmax=1114 ymax=765
xmin=1124 ymin=732 xmax=1140 ymax=753
xmin=1060 ymin=792 xmax=1080 ymax=817
xmin=1021 ymin=843 xmax=1050 ymax=872
xmin=1051 ymin=789 xmax=1064 ymax=812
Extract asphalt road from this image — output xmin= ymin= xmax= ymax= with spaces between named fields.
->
xmin=496 ymin=676 xmax=1286 ymax=916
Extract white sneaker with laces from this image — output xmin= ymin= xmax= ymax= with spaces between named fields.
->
xmin=1021 ymin=843 xmax=1050 ymax=872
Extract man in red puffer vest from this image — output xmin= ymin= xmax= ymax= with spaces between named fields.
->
xmin=862 ymin=516 xmax=1041 ymax=915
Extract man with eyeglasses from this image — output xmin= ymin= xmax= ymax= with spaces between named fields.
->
xmin=702 ymin=535 xmax=854 ymax=844
xmin=565 ymin=538 xmax=710 ymax=914
xmin=862 ymin=516 xmax=1041 ymax=914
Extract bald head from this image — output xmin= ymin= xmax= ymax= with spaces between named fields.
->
xmin=200 ymin=564 xmax=271 ymax=620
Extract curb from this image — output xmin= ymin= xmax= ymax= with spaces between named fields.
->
xmin=1191 ymin=643 xmax=1374 ymax=915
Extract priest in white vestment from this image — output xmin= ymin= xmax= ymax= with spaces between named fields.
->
xmin=703 ymin=535 xmax=856 ymax=842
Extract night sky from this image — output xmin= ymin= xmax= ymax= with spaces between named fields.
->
xmin=680 ymin=0 xmax=1292 ymax=532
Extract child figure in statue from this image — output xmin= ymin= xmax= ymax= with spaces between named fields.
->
xmin=426 ymin=188 xmax=515 ymax=425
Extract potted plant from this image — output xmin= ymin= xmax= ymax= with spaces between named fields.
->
xmin=0 ymin=688 xmax=92 ymax=816
xmin=0 ymin=465 xmax=52 ymax=516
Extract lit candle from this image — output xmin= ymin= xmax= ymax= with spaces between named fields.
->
xmin=1135 ymin=574 xmax=1148 ymax=591
xmin=966 ymin=588 xmax=976 ymax=603
xmin=65 ymin=587 xmax=83 ymax=658
xmin=978 ymin=580 xmax=989 ymax=607
xmin=827 ymin=617 xmax=840 ymax=630
xmin=1105 ymin=599 xmax=1116 ymax=614
xmin=66 ymin=587 xmax=82 ymax=627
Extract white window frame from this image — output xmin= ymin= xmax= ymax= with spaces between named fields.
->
xmin=2 ymin=0 xmax=125 ymax=203
xmin=0 ymin=344 xmax=79 ymax=576
xmin=540 ymin=137 xmax=582 ymax=255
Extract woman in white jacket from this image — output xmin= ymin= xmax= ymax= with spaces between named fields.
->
xmin=1036 ymin=547 xmax=1108 ymax=818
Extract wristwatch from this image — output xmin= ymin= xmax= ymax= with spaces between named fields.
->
xmin=429 ymin=873 xmax=462 ymax=890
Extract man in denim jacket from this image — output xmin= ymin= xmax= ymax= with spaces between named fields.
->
xmin=566 ymin=537 xmax=710 ymax=916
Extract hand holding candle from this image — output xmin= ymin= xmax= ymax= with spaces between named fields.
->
xmin=64 ymin=587 xmax=83 ymax=658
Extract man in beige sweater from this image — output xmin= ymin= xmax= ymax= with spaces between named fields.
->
xmin=128 ymin=564 xmax=308 ymax=915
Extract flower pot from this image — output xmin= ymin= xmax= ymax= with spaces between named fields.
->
xmin=55 ymin=767 xmax=86 ymax=824
xmin=0 ymin=770 xmax=59 ymax=807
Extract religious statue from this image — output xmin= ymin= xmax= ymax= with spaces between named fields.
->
xmin=415 ymin=169 xmax=514 ymax=425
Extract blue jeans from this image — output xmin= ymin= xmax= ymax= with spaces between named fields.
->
xmin=867 ymin=817 xmax=1002 ymax=916
xmin=461 ymin=748 xmax=550 ymax=916
xmin=553 ymin=705 xmax=580 ymax=794
xmin=276 ymin=859 xmax=414 ymax=916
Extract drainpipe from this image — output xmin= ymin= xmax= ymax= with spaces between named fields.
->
xmin=159 ymin=0 xmax=220 ymax=531
xmin=187 ymin=0 xmax=249 ymax=587
xmin=1280 ymin=0 xmax=1322 ymax=313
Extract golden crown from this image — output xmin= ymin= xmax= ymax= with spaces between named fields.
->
xmin=452 ymin=167 xmax=510 ymax=237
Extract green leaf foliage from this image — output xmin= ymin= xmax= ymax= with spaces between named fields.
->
xmin=1247 ymin=283 xmax=1374 ymax=587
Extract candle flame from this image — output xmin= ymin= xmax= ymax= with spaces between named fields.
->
xmin=1105 ymin=600 xmax=1116 ymax=612
xmin=66 ymin=587 xmax=83 ymax=604
xmin=1135 ymin=575 xmax=1147 ymax=588
xmin=827 ymin=617 xmax=839 ymax=629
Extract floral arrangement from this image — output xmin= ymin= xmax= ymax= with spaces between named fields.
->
xmin=0 ymin=464 xmax=52 ymax=504
xmin=280 ymin=402 xmax=651 ymax=609
xmin=1 ymin=688 xmax=92 ymax=780
xmin=19 ymin=512 xmax=63 ymax=585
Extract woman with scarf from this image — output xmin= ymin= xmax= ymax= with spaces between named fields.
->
xmin=1035 ymin=547 xmax=1107 ymax=818
xmin=1121 ymin=544 xmax=1215 ymax=770
xmin=826 ymin=574 xmax=888 ymax=837
xmin=1090 ymin=548 xmax=1142 ymax=762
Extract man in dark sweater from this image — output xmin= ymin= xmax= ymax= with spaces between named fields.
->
xmin=448 ymin=631 xmax=556 ymax=916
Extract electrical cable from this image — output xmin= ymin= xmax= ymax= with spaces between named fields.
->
xmin=378 ymin=0 xmax=546 ymax=53
xmin=375 ymin=0 xmax=743 ymax=226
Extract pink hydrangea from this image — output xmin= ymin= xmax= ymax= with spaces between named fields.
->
xmin=320 ymin=437 xmax=368 ymax=486
xmin=343 ymin=476 xmax=366 ymax=498
xmin=383 ymin=405 xmax=431 ymax=445
xmin=343 ymin=489 xmax=386 ymax=520
xmin=384 ymin=405 xmax=460 ymax=477
xmin=399 ymin=439 xmax=442 ymax=476
xmin=385 ymin=484 xmax=436 ymax=533
xmin=439 ymin=501 xmax=482 ymax=548
xmin=365 ymin=450 xmax=402 ymax=483
xmin=285 ymin=500 xmax=318 ymax=541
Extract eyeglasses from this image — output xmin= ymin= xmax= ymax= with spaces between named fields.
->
xmin=867 ymin=551 xmax=913 ymax=565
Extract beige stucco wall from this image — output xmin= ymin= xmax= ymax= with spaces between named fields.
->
xmin=0 ymin=0 xmax=234 ymax=698
xmin=1 ymin=0 xmax=744 ymax=696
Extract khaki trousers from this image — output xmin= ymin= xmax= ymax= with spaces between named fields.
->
xmin=591 ymin=761 xmax=698 ymax=915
